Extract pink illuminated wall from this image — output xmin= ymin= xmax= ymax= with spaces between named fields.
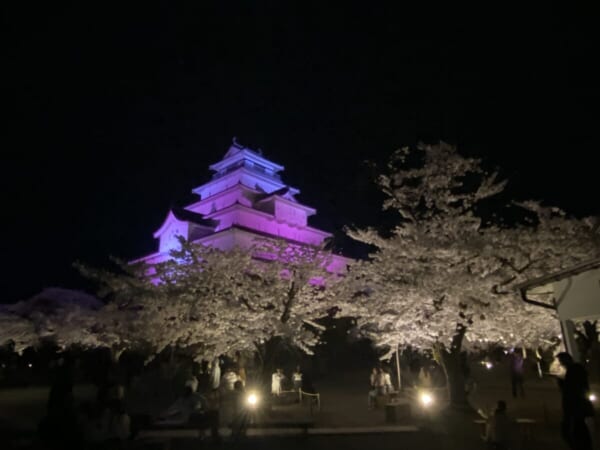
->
xmin=133 ymin=142 xmax=350 ymax=274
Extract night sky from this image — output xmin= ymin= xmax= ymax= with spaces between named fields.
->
xmin=3 ymin=3 xmax=599 ymax=303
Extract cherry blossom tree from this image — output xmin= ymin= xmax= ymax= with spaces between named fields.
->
xmin=77 ymin=238 xmax=342 ymax=365
xmin=340 ymin=142 xmax=599 ymax=406
xmin=0 ymin=310 xmax=37 ymax=354
xmin=0 ymin=288 xmax=105 ymax=354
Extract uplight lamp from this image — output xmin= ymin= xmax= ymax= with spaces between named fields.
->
xmin=246 ymin=392 xmax=259 ymax=408
xmin=419 ymin=391 xmax=434 ymax=407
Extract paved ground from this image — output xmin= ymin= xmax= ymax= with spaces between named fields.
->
xmin=2 ymin=361 xmax=595 ymax=449
xmin=298 ymin=363 xmax=573 ymax=450
xmin=134 ymin=433 xmax=441 ymax=450
xmin=313 ymin=362 xmax=565 ymax=426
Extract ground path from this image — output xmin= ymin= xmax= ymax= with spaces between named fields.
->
xmin=1 ymin=360 xmax=590 ymax=449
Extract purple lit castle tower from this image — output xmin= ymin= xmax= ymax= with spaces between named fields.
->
xmin=134 ymin=140 xmax=349 ymax=272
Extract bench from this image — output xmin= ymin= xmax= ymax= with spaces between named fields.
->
xmin=474 ymin=418 xmax=537 ymax=442
xmin=372 ymin=389 xmax=404 ymax=409
xmin=515 ymin=418 xmax=536 ymax=441
xmin=385 ymin=399 xmax=412 ymax=423
xmin=132 ymin=410 xmax=220 ymax=443
xmin=245 ymin=419 xmax=315 ymax=436
xmin=134 ymin=392 xmax=317 ymax=446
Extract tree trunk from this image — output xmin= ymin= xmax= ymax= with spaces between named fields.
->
xmin=110 ymin=346 xmax=124 ymax=364
xmin=590 ymin=341 xmax=600 ymax=384
xmin=586 ymin=322 xmax=600 ymax=383
xmin=433 ymin=325 xmax=470 ymax=409
xmin=254 ymin=341 xmax=266 ymax=374
xmin=280 ymin=280 xmax=298 ymax=324
xmin=254 ymin=337 xmax=292 ymax=377
xmin=577 ymin=321 xmax=600 ymax=383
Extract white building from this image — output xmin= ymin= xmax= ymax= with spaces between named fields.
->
xmin=517 ymin=258 xmax=600 ymax=361
xmin=134 ymin=140 xmax=349 ymax=273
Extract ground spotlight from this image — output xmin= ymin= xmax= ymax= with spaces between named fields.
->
xmin=246 ymin=392 xmax=260 ymax=408
xmin=419 ymin=391 xmax=434 ymax=407
xmin=589 ymin=393 xmax=597 ymax=402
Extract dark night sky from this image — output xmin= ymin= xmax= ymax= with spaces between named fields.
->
xmin=3 ymin=3 xmax=599 ymax=303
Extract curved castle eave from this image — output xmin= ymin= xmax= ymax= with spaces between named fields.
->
xmin=134 ymin=141 xmax=349 ymax=266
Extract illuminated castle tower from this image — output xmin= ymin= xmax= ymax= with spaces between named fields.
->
xmin=135 ymin=140 xmax=348 ymax=272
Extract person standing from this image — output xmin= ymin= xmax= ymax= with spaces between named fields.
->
xmin=418 ymin=366 xmax=432 ymax=388
xmin=104 ymin=399 xmax=131 ymax=443
xmin=293 ymin=366 xmax=303 ymax=391
xmin=382 ymin=368 xmax=394 ymax=394
xmin=368 ymin=367 xmax=378 ymax=409
xmin=271 ymin=368 xmax=284 ymax=396
xmin=39 ymin=357 xmax=83 ymax=449
xmin=184 ymin=368 xmax=199 ymax=393
xmin=210 ymin=357 xmax=221 ymax=391
xmin=230 ymin=381 xmax=249 ymax=439
xmin=234 ymin=351 xmax=247 ymax=386
xmin=556 ymin=352 xmax=594 ymax=450
xmin=156 ymin=386 xmax=205 ymax=425
xmin=222 ymin=367 xmax=239 ymax=392
xmin=375 ymin=367 xmax=387 ymax=393
xmin=509 ymin=348 xmax=525 ymax=398
xmin=482 ymin=400 xmax=517 ymax=450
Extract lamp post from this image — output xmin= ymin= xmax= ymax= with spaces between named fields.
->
xmin=395 ymin=344 xmax=402 ymax=390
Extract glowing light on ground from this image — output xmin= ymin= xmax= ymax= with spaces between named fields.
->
xmin=419 ymin=391 xmax=434 ymax=407
xmin=246 ymin=392 xmax=259 ymax=407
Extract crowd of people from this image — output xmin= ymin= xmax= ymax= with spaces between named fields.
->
xmin=33 ymin=346 xmax=598 ymax=449
xmin=38 ymin=357 xmax=131 ymax=449
xmin=476 ymin=350 xmax=596 ymax=450
xmin=164 ymin=350 xmax=600 ymax=449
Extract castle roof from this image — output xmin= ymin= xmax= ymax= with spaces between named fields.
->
xmin=171 ymin=207 xmax=217 ymax=228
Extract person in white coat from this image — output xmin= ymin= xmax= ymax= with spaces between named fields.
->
xmin=271 ymin=368 xmax=285 ymax=396
xmin=210 ymin=357 xmax=221 ymax=391
xmin=382 ymin=368 xmax=394 ymax=394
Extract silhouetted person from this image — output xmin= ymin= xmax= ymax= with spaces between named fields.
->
xmin=483 ymin=400 xmax=517 ymax=450
xmin=183 ymin=366 xmax=199 ymax=393
xmin=156 ymin=386 xmax=205 ymax=425
xmin=418 ymin=366 xmax=432 ymax=388
xmin=105 ymin=399 xmax=131 ymax=443
xmin=234 ymin=351 xmax=247 ymax=386
xmin=39 ymin=358 xmax=83 ymax=449
xmin=557 ymin=352 xmax=594 ymax=450
xmin=46 ymin=357 xmax=74 ymax=413
xmin=368 ymin=367 xmax=378 ymax=409
xmin=231 ymin=380 xmax=248 ymax=438
xmin=509 ymin=349 xmax=525 ymax=398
